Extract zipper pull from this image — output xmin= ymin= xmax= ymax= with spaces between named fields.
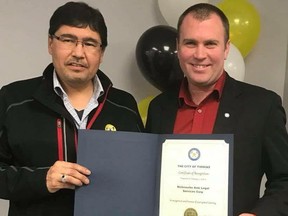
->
xmin=57 ymin=119 xmax=62 ymax=128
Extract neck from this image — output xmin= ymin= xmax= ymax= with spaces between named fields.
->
xmin=62 ymin=81 xmax=94 ymax=110
xmin=188 ymin=84 xmax=215 ymax=105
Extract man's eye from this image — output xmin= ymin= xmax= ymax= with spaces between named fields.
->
xmin=205 ymin=42 xmax=217 ymax=48
xmin=61 ymin=38 xmax=75 ymax=43
xmin=185 ymin=42 xmax=196 ymax=47
xmin=183 ymin=40 xmax=197 ymax=47
xmin=84 ymin=42 xmax=97 ymax=47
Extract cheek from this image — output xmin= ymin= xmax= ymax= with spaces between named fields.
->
xmin=177 ymin=48 xmax=191 ymax=63
xmin=90 ymin=52 xmax=103 ymax=64
xmin=50 ymin=47 xmax=68 ymax=60
xmin=212 ymin=51 xmax=226 ymax=64
xmin=87 ymin=55 xmax=103 ymax=71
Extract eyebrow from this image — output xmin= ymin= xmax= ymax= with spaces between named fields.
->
xmin=182 ymin=38 xmax=219 ymax=44
xmin=59 ymin=33 xmax=100 ymax=43
xmin=182 ymin=38 xmax=197 ymax=43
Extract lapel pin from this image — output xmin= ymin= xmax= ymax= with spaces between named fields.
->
xmin=105 ymin=124 xmax=117 ymax=131
xmin=224 ymin=113 xmax=230 ymax=118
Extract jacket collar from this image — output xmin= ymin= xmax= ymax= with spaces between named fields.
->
xmin=159 ymin=74 xmax=243 ymax=134
xmin=213 ymin=74 xmax=243 ymax=134
xmin=33 ymin=63 xmax=113 ymax=119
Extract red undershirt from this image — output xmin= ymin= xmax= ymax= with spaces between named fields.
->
xmin=173 ymin=72 xmax=226 ymax=134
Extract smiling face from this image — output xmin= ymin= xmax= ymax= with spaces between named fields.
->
xmin=177 ymin=13 xmax=230 ymax=90
xmin=48 ymin=25 xmax=104 ymax=90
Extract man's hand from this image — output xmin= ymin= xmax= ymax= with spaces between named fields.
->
xmin=46 ymin=160 xmax=91 ymax=193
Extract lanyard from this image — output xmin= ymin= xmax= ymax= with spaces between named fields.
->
xmin=57 ymin=84 xmax=111 ymax=160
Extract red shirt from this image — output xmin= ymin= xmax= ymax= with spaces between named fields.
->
xmin=173 ymin=72 xmax=226 ymax=134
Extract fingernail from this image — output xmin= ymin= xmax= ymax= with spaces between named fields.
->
xmin=86 ymin=169 xmax=91 ymax=175
xmin=85 ymin=178 xmax=90 ymax=184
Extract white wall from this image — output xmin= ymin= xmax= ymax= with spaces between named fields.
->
xmin=284 ymin=42 xmax=288 ymax=117
xmin=0 ymin=0 xmax=163 ymax=101
xmin=0 ymin=0 xmax=287 ymax=99
xmin=1 ymin=0 xmax=288 ymax=215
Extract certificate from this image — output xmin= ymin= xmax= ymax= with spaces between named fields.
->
xmin=159 ymin=139 xmax=231 ymax=216
xmin=74 ymin=130 xmax=233 ymax=216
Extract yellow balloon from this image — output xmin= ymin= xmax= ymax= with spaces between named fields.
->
xmin=138 ymin=95 xmax=155 ymax=125
xmin=217 ymin=0 xmax=261 ymax=57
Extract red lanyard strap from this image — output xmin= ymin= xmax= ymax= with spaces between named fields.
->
xmin=86 ymin=85 xmax=110 ymax=129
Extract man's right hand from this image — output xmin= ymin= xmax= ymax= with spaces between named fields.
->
xmin=46 ymin=160 xmax=91 ymax=193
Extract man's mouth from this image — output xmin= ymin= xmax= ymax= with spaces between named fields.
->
xmin=66 ymin=62 xmax=88 ymax=68
xmin=192 ymin=64 xmax=209 ymax=69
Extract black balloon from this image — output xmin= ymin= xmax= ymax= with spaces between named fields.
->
xmin=136 ymin=25 xmax=183 ymax=92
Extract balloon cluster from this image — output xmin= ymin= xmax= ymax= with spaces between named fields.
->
xmin=136 ymin=25 xmax=183 ymax=92
xmin=217 ymin=0 xmax=261 ymax=58
xmin=135 ymin=25 xmax=183 ymax=124
xmin=136 ymin=0 xmax=261 ymax=123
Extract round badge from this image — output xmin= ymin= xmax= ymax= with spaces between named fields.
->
xmin=104 ymin=124 xmax=116 ymax=131
xmin=188 ymin=148 xmax=200 ymax=161
xmin=184 ymin=208 xmax=198 ymax=216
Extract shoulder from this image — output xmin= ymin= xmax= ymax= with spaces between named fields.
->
xmin=0 ymin=76 xmax=43 ymax=100
xmin=106 ymin=87 xmax=138 ymax=108
xmin=0 ymin=76 xmax=44 ymax=117
xmin=150 ymin=85 xmax=180 ymax=108
xmin=226 ymin=75 xmax=281 ymax=99
xmin=108 ymin=87 xmax=137 ymax=100
xmin=224 ymin=76 xmax=283 ymax=110
xmin=97 ymin=70 xmax=138 ymax=106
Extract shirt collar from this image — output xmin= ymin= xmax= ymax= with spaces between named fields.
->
xmin=178 ymin=71 xmax=227 ymax=106
xmin=53 ymin=71 xmax=104 ymax=100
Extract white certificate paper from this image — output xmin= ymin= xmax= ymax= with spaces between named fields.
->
xmin=159 ymin=139 xmax=230 ymax=216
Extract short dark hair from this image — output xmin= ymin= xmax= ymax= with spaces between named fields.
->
xmin=48 ymin=1 xmax=108 ymax=49
xmin=177 ymin=3 xmax=230 ymax=43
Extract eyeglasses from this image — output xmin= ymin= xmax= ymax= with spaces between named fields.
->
xmin=50 ymin=34 xmax=102 ymax=53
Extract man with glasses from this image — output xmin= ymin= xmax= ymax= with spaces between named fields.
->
xmin=0 ymin=2 xmax=144 ymax=216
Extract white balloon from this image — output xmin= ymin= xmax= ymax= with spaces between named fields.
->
xmin=225 ymin=43 xmax=246 ymax=81
xmin=158 ymin=0 xmax=209 ymax=28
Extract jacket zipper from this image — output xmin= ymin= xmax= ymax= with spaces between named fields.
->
xmin=56 ymin=118 xmax=68 ymax=161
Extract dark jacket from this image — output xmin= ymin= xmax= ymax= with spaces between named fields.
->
xmin=146 ymin=74 xmax=288 ymax=216
xmin=0 ymin=63 xmax=144 ymax=216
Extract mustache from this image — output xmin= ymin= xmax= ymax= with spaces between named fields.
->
xmin=65 ymin=59 xmax=88 ymax=68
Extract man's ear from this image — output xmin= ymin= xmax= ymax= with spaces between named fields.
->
xmin=224 ymin=40 xmax=230 ymax=60
xmin=48 ymin=36 xmax=53 ymax=55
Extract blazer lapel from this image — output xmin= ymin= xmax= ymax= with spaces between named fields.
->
xmin=213 ymin=76 xmax=243 ymax=134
